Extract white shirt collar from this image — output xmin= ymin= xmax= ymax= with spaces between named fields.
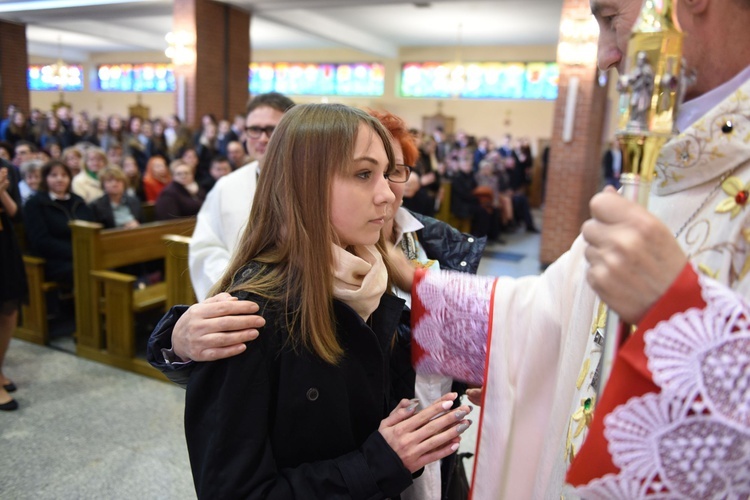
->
xmin=676 ymin=64 xmax=750 ymax=133
xmin=48 ymin=192 xmax=71 ymax=201
xmin=393 ymin=208 xmax=424 ymax=245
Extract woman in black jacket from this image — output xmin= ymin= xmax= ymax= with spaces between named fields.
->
xmin=148 ymin=109 xmax=485 ymax=498
xmin=154 ymin=160 xmax=205 ymax=220
xmin=184 ymin=104 xmax=471 ymax=499
xmin=89 ymin=166 xmax=143 ymax=229
xmin=24 ymin=160 xmax=93 ymax=284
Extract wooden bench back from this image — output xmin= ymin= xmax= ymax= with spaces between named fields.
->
xmin=71 ymin=218 xmax=196 ymax=351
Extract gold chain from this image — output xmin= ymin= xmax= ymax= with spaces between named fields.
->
xmin=673 ymin=166 xmax=740 ymax=239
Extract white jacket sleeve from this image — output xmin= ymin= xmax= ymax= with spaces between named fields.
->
xmin=188 ymin=163 xmax=257 ymax=301
xmin=189 ymin=184 xmax=231 ymax=301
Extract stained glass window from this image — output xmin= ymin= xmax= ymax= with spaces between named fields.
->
xmin=28 ymin=64 xmax=84 ymax=91
xmin=97 ymin=63 xmax=175 ymax=92
xmin=400 ymin=61 xmax=559 ymax=100
xmin=249 ymin=62 xmax=384 ymax=96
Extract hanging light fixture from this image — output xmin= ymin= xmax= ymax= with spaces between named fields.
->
xmin=165 ymin=31 xmax=196 ymax=66
xmin=45 ymin=36 xmax=72 ymax=108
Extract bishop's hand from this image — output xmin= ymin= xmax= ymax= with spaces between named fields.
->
xmin=581 ymin=187 xmax=688 ymax=324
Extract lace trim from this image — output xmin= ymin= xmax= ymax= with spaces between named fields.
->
xmin=575 ymin=274 xmax=750 ymax=499
xmin=412 ymin=270 xmax=495 ymax=385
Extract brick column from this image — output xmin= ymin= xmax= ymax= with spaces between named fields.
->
xmin=540 ymin=0 xmax=608 ymax=266
xmin=0 ymin=20 xmax=30 ymax=114
xmin=172 ymin=0 xmax=250 ymax=128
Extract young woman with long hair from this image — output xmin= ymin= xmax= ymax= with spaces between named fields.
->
xmin=185 ymin=103 xmax=471 ymax=499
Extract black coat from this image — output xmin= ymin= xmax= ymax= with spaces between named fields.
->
xmin=89 ymin=194 xmax=143 ymax=229
xmin=23 ymin=191 xmax=93 ymax=283
xmin=185 ymin=270 xmax=412 ymax=499
xmin=154 ymin=181 xmax=205 ymax=220
xmin=410 ymin=211 xmax=485 ymax=274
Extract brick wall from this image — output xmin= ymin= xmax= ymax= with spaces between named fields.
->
xmin=173 ymin=0 xmax=250 ymax=128
xmin=539 ymin=0 xmax=608 ymax=266
xmin=0 ymin=20 xmax=30 ymax=115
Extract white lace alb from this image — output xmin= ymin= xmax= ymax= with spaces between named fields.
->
xmin=412 ymin=270 xmax=496 ymax=386
xmin=575 ymin=274 xmax=750 ymax=499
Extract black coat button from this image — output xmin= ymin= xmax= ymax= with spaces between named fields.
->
xmin=306 ymin=388 xmax=319 ymax=401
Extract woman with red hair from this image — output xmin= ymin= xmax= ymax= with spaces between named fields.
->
xmin=142 ymin=155 xmax=171 ymax=202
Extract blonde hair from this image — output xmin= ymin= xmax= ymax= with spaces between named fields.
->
xmin=98 ymin=165 xmax=127 ymax=186
xmin=84 ymin=147 xmax=108 ymax=173
xmin=212 ymin=103 xmax=396 ymax=364
xmin=169 ymin=158 xmax=192 ymax=174
xmin=62 ymin=146 xmax=82 ymax=161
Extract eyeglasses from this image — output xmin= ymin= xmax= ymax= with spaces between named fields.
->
xmin=244 ymin=125 xmax=275 ymax=139
xmin=385 ymin=164 xmax=413 ymax=184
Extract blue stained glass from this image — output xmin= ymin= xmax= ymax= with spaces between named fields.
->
xmin=96 ymin=63 xmax=175 ymax=92
xmin=524 ymin=62 xmax=559 ymax=100
xmin=27 ymin=64 xmax=84 ymax=91
xmin=400 ymin=61 xmax=559 ymax=100
xmin=249 ymin=62 xmax=383 ymax=97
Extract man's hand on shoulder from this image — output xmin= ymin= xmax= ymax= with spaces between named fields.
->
xmin=173 ymin=292 xmax=266 ymax=362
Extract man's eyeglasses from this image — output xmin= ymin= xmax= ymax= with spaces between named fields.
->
xmin=385 ymin=164 xmax=413 ymax=184
xmin=245 ymin=125 xmax=275 ymax=139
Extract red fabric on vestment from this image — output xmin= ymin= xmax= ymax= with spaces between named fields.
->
xmin=566 ymin=264 xmax=706 ymax=486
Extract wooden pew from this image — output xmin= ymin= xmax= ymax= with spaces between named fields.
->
xmin=70 ymin=218 xmax=195 ymax=379
xmin=14 ymin=255 xmax=58 ymax=345
xmin=13 ymin=221 xmax=60 ymax=345
xmin=140 ymin=201 xmax=156 ymax=223
xmin=163 ymin=234 xmax=196 ymax=308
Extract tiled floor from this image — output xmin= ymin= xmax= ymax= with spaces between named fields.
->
xmin=1 ymin=221 xmax=542 ymax=499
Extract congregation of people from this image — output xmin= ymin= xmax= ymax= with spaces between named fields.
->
xmin=0 ymin=105 xmax=247 ymax=411
xmin=0 ymin=97 xmax=536 ymax=420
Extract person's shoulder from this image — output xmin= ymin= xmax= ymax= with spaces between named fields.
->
xmin=218 ymin=161 xmax=258 ymax=185
xmin=70 ymin=192 xmax=88 ymax=205
xmin=203 ymin=161 xmax=258 ymax=205
xmin=89 ymin=195 xmax=109 ymax=208
xmin=25 ymin=191 xmax=47 ymax=207
xmin=124 ymin=194 xmax=142 ymax=206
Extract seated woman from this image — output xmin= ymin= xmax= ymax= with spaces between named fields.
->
xmin=24 ymin=160 xmax=93 ymax=284
xmin=71 ymin=146 xmax=107 ymax=203
xmin=89 ymin=166 xmax=142 ymax=229
xmin=122 ymin=155 xmax=145 ymax=201
xmin=154 ymin=160 xmax=205 ymax=220
xmin=184 ymin=103 xmax=471 ymax=499
xmin=142 ymin=155 xmax=170 ymax=202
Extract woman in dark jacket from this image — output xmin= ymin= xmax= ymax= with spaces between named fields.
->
xmin=184 ymin=104 xmax=470 ymax=499
xmin=24 ymin=160 xmax=93 ymax=284
xmin=147 ymin=109 xmax=484 ymax=498
xmin=154 ymin=160 xmax=205 ymax=220
xmin=89 ymin=166 xmax=143 ymax=229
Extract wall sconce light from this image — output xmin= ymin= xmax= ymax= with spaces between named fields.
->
xmin=557 ymin=17 xmax=600 ymax=66
xmin=165 ymin=31 xmax=196 ymax=66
